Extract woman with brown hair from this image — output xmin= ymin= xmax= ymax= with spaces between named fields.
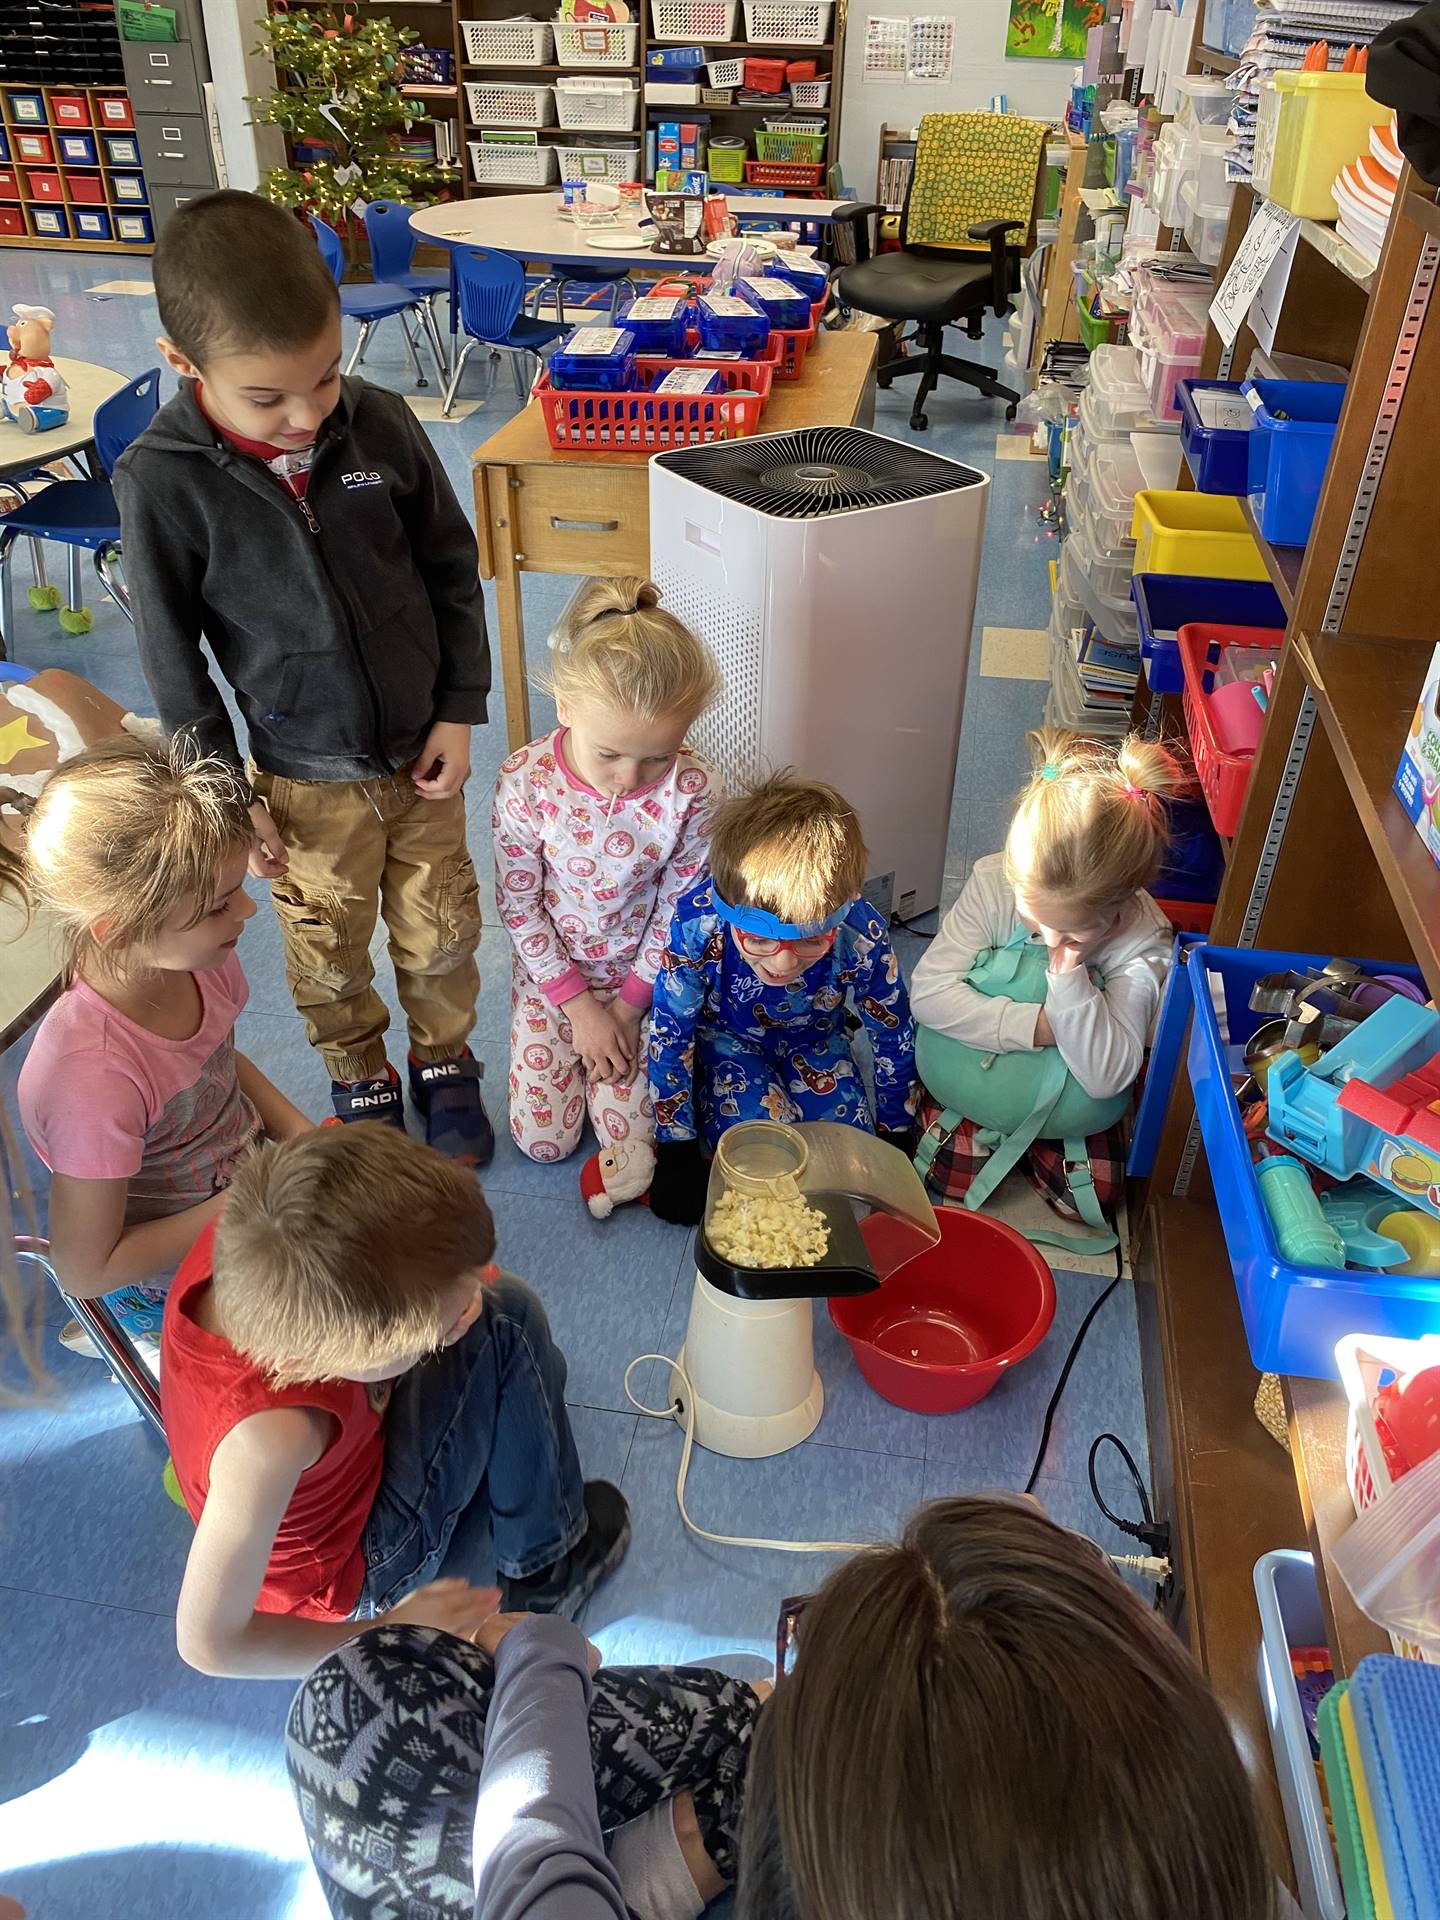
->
xmin=286 ymin=1493 xmax=1278 ymax=1920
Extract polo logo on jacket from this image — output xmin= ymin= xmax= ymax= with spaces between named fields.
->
xmin=341 ymin=470 xmax=383 ymax=489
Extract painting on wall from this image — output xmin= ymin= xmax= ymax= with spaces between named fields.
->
xmin=1005 ymin=0 xmax=1104 ymax=59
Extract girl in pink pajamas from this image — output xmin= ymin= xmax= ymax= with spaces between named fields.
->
xmin=492 ymin=577 xmax=722 ymax=1166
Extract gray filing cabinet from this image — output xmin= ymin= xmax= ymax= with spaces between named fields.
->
xmin=120 ymin=0 xmax=219 ymax=232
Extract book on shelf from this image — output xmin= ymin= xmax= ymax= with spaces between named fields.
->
xmin=880 ymin=154 xmax=913 ymax=211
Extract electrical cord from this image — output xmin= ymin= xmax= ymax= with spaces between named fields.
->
xmin=1087 ymin=1431 xmax=1154 ymax=1538
xmin=1022 ymin=1248 xmax=1123 ymax=1495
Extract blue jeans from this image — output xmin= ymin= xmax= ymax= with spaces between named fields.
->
xmin=358 ymin=1273 xmax=586 ymax=1611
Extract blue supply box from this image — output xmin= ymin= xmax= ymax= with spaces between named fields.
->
xmin=775 ymin=253 xmax=828 ymax=303
xmin=1178 ymin=378 xmax=1253 ymax=493
xmin=647 ymin=45 xmax=706 ymax=67
xmin=651 ymin=367 xmax=725 ymax=395
xmin=1130 ymin=572 xmax=1287 ymax=694
xmin=548 ymin=326 xmax=638 ymax=392
xmin=1242 ymin=377 xmax=1346 ymax=548
xmin=621 ymin=295 xmax=691 ymax=357
xmin=736 ymin=273 xmax=812 ymax=328
xmin=1185 ymin=942 xmax=1440 ymax=1377
xmin=1392 ymin=641 xmax=1440 ymax=876
xmin=696 ymin=291 xmax=770 ymax=356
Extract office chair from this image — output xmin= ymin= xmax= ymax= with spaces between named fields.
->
xmin=0 ymin=368 xmax=161 ymax=652
xmin=443 ymin=249 xmax=566 ymax=417
xmin=835 ymin=112 xmax=1049 ymax=431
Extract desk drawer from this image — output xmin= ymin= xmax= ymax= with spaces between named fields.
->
xmin=507 ymin=462 xmax=648 ymax=574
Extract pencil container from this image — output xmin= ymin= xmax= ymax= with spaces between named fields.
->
xmin=736 ymin=274 xmax=812 ymax=328
xmin=697 ymin=292 xmax=770 ymax=354
xmin=620 ymin=295 xmax=691 ymax=357
xmin=548 ymin=326 xmax=638 ymax=391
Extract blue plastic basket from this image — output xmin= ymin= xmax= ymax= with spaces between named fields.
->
xmin=1178 ymin=378 xmax=1253 ymax=493
xmin=1186 ymin=942 xmax=1440 ymax=1378
xmin=1242 ymin=378 xmax=1346 ymax=548
xmin=1131 ymin=572 xmax=1288 ymax=693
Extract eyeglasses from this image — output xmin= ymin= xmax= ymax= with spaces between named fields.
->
xmin=734 ymin=929 xmax=837 ymax=962
xmin=774 ymin=1592 xmax=812 ymax=1681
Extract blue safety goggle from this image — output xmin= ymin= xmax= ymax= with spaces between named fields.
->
xmin=711 ymin=886 xmax=848 ymax=943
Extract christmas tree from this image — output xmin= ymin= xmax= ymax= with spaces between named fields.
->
xmin=249 ymin=7 xmax=438 ymax=261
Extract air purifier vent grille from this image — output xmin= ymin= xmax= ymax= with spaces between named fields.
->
xmin=652 ymin=559 xmax=763 ymax=786
xmin=654 ymin=426 xmax=984 ymax=519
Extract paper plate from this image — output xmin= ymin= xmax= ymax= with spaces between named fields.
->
xmin=583 ymin=228 xmax=653 ymax=249
xmin=706 ymin=236 xmax=780 ymax=259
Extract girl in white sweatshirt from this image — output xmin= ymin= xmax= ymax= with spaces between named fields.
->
xmin=910 ymin=727 xmax=1181 ymax=1223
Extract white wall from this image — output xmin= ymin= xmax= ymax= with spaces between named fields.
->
xmin=839 ymin=0 xmax=1073 ymax=196
xmin=199 ymin=0 xmax=285 ymax=192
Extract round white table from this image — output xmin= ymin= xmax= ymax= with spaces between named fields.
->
xmin=0 ymin=356 xmax=128 ymax=483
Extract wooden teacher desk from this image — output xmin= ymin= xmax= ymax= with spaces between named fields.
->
xmin=472 ymin=327 xmax=878 ymax=750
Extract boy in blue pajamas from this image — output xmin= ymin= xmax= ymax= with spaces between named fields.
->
xmin=647 ymin=773 xmax=918 ymax=1225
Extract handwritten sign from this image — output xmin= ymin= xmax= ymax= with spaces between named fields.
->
xmin=1209 ymin=199 xmax=1299 ymax=348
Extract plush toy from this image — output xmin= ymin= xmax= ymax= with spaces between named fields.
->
xmin=580 ymin=1136 xmax=656 ymax=1219
xmin=0 ymin=666 xmax=160 ymax=864
xmin=2 ymin=304 xmax=69 ymax=433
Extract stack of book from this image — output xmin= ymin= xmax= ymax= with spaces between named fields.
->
xmin=1332 ymin=111 xmax=1402 ymax=264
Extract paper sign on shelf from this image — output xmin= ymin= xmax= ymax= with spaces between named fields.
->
xmin=1249 ymin=222 xmax=1301 ymax=354
xmin=1210 ymin=199 xmax=1300 ymax=348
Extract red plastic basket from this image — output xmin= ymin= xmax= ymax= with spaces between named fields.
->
xmin=760 ymin=319 xmax=816 ymax=380
xmin=1178 ymin=622 xmax=1285 ymax=838
xmin=535 ymin=360 xmax=771 ymax=451
xmin=1153 ymin=897 xmax=1215 ymax=935
xmin=743 ymin=159 xmax=824 ymax=189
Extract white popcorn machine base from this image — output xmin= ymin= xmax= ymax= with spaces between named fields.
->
xmin=673 ymin=1122 xmax=940 ymax=1460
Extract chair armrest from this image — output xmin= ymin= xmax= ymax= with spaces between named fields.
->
xmin=967 ymin=218 xmax=1027 ymax=314
xmin=828 ymin=201 xmax=882 ymax=266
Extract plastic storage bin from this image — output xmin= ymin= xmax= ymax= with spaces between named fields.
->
xmin=28 ymin=205 xmax=68 ymax=238
xmin=49 ymin=92 xmax=90 ymax=126
xmin=774 ymin=251 xmax=828 ymax=301
xmin=460 ymin=18 xmax=554 ymax=63
xmin=554 ymin=20 xmax=640 ymax=64
xmin=1253 ymin=71 xmax=1391 ymax=220
xmin=697 ymin=291 xmax=771 ymax=355
xmin=67 ymin=173 xmax=106 ymax=206
xmin=1179 ymin=622 xmax=1286 ymax=834
xmin=708 ymin=136 xmax=746 ymax=182
xmin=468 ymin=141 xmax=557 ymax=186
xmin=742 ymin=0 xmax=833 ymax=40
xmin=1130 ymin=268 xmax=1212 ymax=420
xmin=1253 ymin=1551 xmax=1346 ymax=1920
xmin=24 ymin=169 xmax=63 ymax=202
xmin=0 ymin=208 xmax=23 ymax=237
xmin=1181 ymin=179 xmax=1232 ymax=268
xmin=1131 ymin=489 xmax=1267 ymax=580
xmin=736 ymin=274 xmax=811 ymax=327
xmin=1131 ymin=573 xmax=1286 ymax=694
xmin=1243 ymin=377 xmax=1345 ymax=548
xmin=103 ymin=133 xmax=141 ymax=166
xmin=1080 ymin=343 xmax=1155 ymax=439
xmin=72 ymin=207 xmax=113 ymax=241
xmin=1173 ymin=73 xmax=1232 ymax=129
xmin=463 ymin=81 xmax=555 ymax=126
xmin=1186 ymin=942 xmax=1436 ymax=1375
xmin=1179 ymin=378 xmax=1254 ymax=493
xmin=620 ymin=295 xmax=691 ymax=356
xmin=1068 ymin=522 xmax=1140 ymax=646
xmin=651 ymin=0 xmax=739 ymax=37
xmin=549 ymin=325 xmax=638 ymax=392
xmin=554 ymin=141 xmax=640 ymax=183
xmin=57 ymin=132 xmax=99 ymax=166
xmin=1077 ymin=435 xmax=1143 ymax=550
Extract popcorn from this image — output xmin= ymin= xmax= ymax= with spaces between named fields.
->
xmin=707 ymin=1182 xmax=830 ymax=1270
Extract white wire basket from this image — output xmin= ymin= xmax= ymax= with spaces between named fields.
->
xmin=742 ymin=0 xmax=833 ymax=41
xmin=553 ymin=21 xmax=640 ymax=65
xmin=467 ymin=139 xmax=559 ymax=185
xmin=707 ymin=55 xmax=745 ymax=86
xmin=651 ymin=0 xmax=738 ymax=38
xmin=460 ymin=19 xmax=555 ymax=64
xmin=789 ymin=77 xmax=830 ymax=106
xmin=554 ymin=141 xmax=641 ymax=183
xmin=463 ymin=80 xmax=556 ymax=127
xmin=554 ymin=76 xmax=640 ymax=129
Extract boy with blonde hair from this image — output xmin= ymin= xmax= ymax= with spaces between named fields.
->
xmin=647 ymin=772 xmax=918 ymax=1225
xmin=160 ymin=1122 xmax=628 ymax=1677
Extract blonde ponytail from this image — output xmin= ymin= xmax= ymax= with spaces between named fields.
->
xmin=545 ymin=575 xmax=722 ymax=727
xmin=1004 ymin=726 xmax=1183 ymax=912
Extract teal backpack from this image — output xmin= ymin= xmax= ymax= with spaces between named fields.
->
xmin=912 ymin=927 xmax=1128 ymax=1253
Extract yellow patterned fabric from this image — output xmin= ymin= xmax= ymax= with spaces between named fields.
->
xmin=905 ymin=112 xmax=1050 ymax=253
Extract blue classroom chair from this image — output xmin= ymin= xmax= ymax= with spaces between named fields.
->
xmin=309 ymin=213 xmax=444 ymax=390
xmin=442 ymin=248 xmax=567 ymax=417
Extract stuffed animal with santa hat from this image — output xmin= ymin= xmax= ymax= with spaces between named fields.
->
xmin=3 ymin=305 xmax=69 ymax=432
xmin=580 ymin=1136 xmax=656 ymax=1219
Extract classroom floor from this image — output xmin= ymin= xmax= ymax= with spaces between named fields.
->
xmin=0 ymin=250 xmax=1153 ymax=1918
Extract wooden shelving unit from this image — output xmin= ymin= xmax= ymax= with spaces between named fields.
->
xmin=0 ymin=82 xmax=153 ymax=253
xmin=1133 ymin=168 xmax=1440 ymax=1893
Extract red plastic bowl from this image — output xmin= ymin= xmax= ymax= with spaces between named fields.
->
xmin=830 ymin=1210 xmax=1057 ymax=1413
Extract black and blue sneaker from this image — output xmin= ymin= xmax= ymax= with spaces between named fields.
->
xmin=330 ymin=1062 xmax=406 ymax=1129
xmin=407 ymin=1047 xmax=496 ymax=1167
xmin=500 ymin=1481 xmax=631 ymax=1620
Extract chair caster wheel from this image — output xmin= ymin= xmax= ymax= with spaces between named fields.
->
xmin=1005 ymin=402 xmax=1019 ymax=422
xmin=878 ymin=373 xmax=893 ymax=390
xmin=911 ymin=414 xmax=929 ymax=431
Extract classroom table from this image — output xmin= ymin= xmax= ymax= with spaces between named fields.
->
xmin=0 ymin=887 xmax=62 ymax=1055
xmin=0 ymin=358 xmax=127 ymax=484
xmin=471 ymin=325 xmax=878 ymax=751
xmin=410 ymin=193 xmax=848 ymax=359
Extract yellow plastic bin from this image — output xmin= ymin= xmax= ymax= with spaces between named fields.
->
xmin=1252 ymin=72 xmax=1391 ymax=220
xmin=1131 ymin=490 xmax=1268 ymax=580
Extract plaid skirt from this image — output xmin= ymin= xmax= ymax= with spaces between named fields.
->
xmin=917 ymin=1093 xmax=1126 ymax=1223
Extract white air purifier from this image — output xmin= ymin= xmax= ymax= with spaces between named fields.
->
xmin=649 ymin=427 xmax=990 ymax=920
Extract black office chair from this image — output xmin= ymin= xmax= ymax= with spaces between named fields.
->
xmin=835 ymin=111 xmax=1050 ymax=431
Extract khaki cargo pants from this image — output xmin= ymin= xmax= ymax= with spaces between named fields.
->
xmin=251 ymin=767 xmax=481 ymax=1085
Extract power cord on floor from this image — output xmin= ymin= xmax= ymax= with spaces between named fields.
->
xmin=1022 ymin=1251 xmax=1122 ymax=1496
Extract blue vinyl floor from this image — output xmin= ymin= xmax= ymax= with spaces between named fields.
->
xmin=0 ymin=250 xmax=1152 ymax=1917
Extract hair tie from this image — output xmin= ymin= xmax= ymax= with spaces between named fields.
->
xmin=1123 ymin=782 xmax=1144 ymax=800
xmin=1040 ymin=763 xmax=1060 ymax=782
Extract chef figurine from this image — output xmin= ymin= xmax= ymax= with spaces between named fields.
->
xmin=2 ymin=304 xmax=69 ymax=432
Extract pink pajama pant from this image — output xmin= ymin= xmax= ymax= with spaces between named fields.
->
xmin=508 ymin=976 xmax=654 ymax=1163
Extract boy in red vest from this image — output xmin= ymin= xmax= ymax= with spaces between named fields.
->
xmin=160 ymin=1122 xmax=628 ymax=1676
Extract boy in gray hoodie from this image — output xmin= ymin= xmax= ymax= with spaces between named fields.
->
xmin=115 ymin=190 xmax=493 ymax=1159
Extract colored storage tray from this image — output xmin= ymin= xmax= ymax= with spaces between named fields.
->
xmin=743 ymin=158 xmax=824 ymax=189
xmin=1254 ymin=1551 xmax=1345 ymax=1920
xmin=5 ymin=91 xmax=46 ymax=125
xmin=14 ymin=131 xmax=54 ymax=165
xmin=49 ymin=92 xmax=91 ymax=126
xmin=1254 ymin=71 xmax=1392 ymax=220
xmin=110 ymin=172 xmax=149 ymax=204
xmin=23 ymin=169 xmax=64 ymax=203
xmin=534 ymin=357 xmax=769 ymax=451
xmin=102 ymin=134 xmax=142 ymax=166
xmin=72 ymin=207 xmax=114 ymax=241
xmin=0 ymin=207 xmax=24 ymax=236
xmin=1185 ymin=942 xmax=1437 ymax=1377
xmin=114 ymin=210 xmax=154 ymax=243
xmin=94 ymin=93 xmax=135 ymax=129
xmin=28 ymin=205 xmax=68 ymax=238
xmin=58 ymin=132 xmax=99 ymax=167
xmin=1179 ymin=621 xmax=1286 ymax=836
xmin=1243 ymin=377 xmax=1346 ymax=549
xmin=1178 ymin=378 xmax=1253 ymax=493
xmin=1131 ymin=572 xmax=1287 ymax=694
xmin=1131 ymin=489 xmax=1268 ymax=581
xmin=67 ymin=173 xmax=107 ymax=206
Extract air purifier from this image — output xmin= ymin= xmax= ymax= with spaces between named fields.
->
xmin=649 ymin=426 xmax=989 ymax=920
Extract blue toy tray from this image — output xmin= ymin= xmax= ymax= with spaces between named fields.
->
xmin=1131 ymin=572 xmax=1287 ymax=695
xmin=1186 ymin=943 xmax=1440 ymax=1377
